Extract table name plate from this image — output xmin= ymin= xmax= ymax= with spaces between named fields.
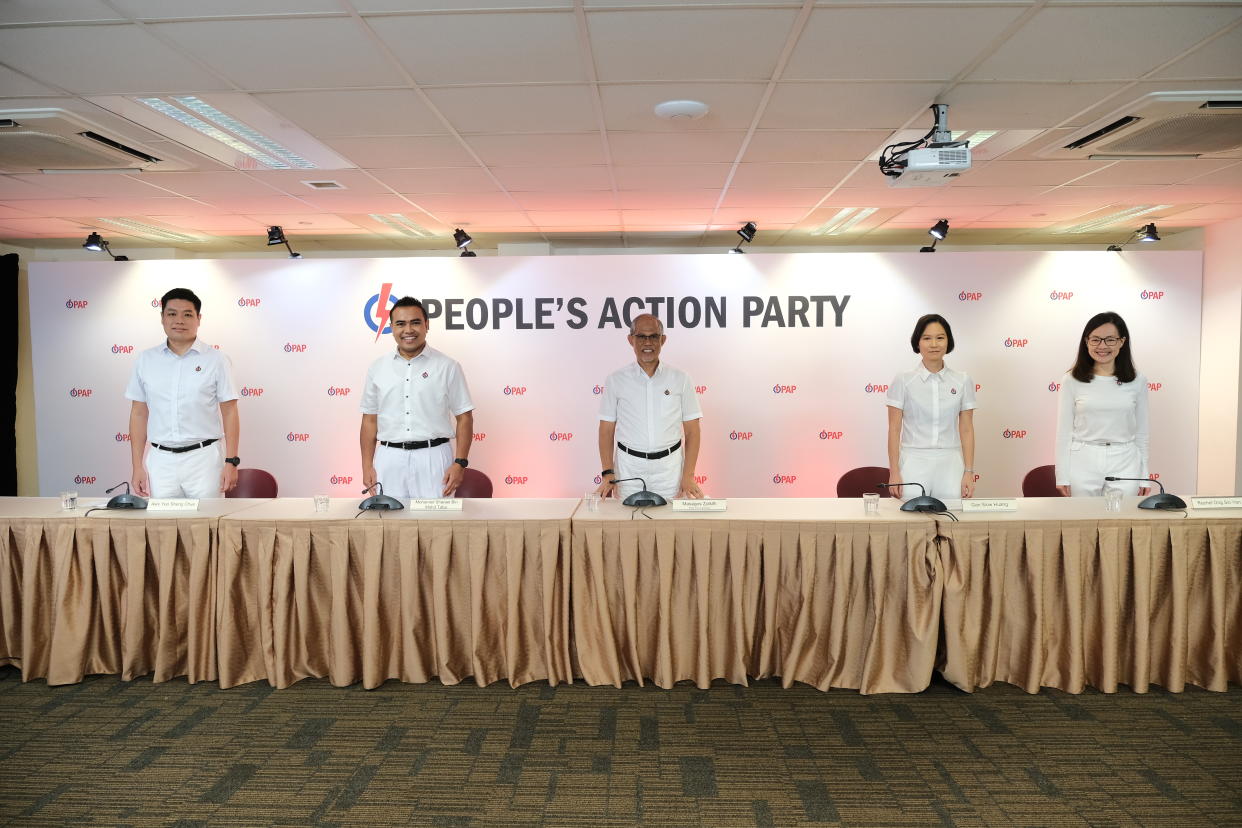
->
xmin=961 ymin=499 xmax=1017 ymax=513
xmin=1190 ymin=496 xmax=1242 ymax=510
xmin=671 ymin=499 xmax=727 ymax=511
xmin=408 ymin=498 xmax=464 ymax=511
xmin=147 ymin=498 xmax=200 ymax=511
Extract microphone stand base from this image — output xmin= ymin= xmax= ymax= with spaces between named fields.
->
xmin=1138 ymin=493 xmax=1187 ymax=510
xmin=900 ymin=495 xmax=948 ymax=513
xmin=106 ymin=494 xmax=148 ymax=509
xmin=359 ymin=495 xmax=405 ymax=510
xmin=623 ymin=490 xmax=667 ymax=508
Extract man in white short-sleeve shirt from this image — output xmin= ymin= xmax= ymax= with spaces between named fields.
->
xmin=360 ymin=296 xmax=474 ymax=499
xmin=126 ymin=288 xmax=241 ymax=498
xmin=596 ymin=313 xmax=703 ymax=501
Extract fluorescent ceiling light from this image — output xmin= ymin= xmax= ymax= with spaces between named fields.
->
xmin=135 ymin=97 xmax=315 ymax=170
xmin=1058 ymin=205 xmax=1170 ymax=235
xmin=172 ymin=96 xmax=315 ymax=170
xmin=370 ymin=214 xmax=435 ymax=238
xmin=810 ymin=207 xmax=878 ymax=236
xmin=97 ymin=217 xmax=202 ymax=243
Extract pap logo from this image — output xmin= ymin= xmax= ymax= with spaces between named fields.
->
xmin=818 ymin=430 xmax=844 ymax=440
xmin=503 ymin=386 xmax=527 ymax=396
xmin=237 ymin=297 xmax=262 ymax=307
xmin=64 ymin=299 xmax=89 ymax=309
xmin=1004 ymin=338 xmax=1029 ymax=348
xmin=593 ymin=475 xmax=603 ymax=485
xmin=114 ymin=433 xmax=131 ymax=442
xmin=695 ymin=385 xmax=707 ymax=395
xmin=504 ymin=475 xmax=529 ymax=485
xmin=729 ymin=431 xmax=753 ymax=441
xmin=864 ymin=384 xmax=889 ymax=394
xmin=1048 ymin=382 xmax=1061 ymax=392
xmin=1049 ymin=291 xmax=1074 ymax=301
xmin=472 ymin=433 xmax=486 ymax=441
xmin=592 ymin=384 xmax=605 ymax=395
xmin=772 ymin=384 xmax=797 ymax=394
xmin=327 ymin=386 xmax=351 ymax=396
xmin=548 ymin=432 xmax=573 ymax=442
xmin=1140 ymin=290 xmax=1165 ymax=300
xmin=150 ymin=298 xmax=160 ymax=308
xmin=283 ymin=343 xmax=307 ymax=353
xmin=286 ymin=432 xmax=310 ymax=442
xmin=111 ymin=344 xmax=134 ymax=354
xmin=329 ymin=475 xmax=354 ymax=485
xmin=694 ymin=474 xmax=708 ymax=485
xmin=363 ymin=282 xmax=399 ymax=340
xmin=69 ymin=388 xmax=92 ymax=397
xmin=1147 ymin=382 xmax=1163 ymax=392
xmin=1149 ymin=473 xmax=1160 ymax=481
xmin=771 ymin=474 xmax=797 ymax=485
xmin=1002 ymin=429 xmax=1028 ymax=439
xmin=73 ymin=475 xmax=97 ymax=485
xmin=958 ymin=291 xmax=983 ymax=301
xmin=239 ymin=387 xmax=264 ymax=397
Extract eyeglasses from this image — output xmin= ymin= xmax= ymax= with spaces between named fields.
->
xmin=1086 ymin=336 xmax=1123 ymax=347
xmin=631 ymin=333 xmax=662 ymax=343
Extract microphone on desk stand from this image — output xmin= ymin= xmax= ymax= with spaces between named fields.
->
xmin=1104 ymin=476 xmax=1186 ymax=510
xmin=876 ymin=481 xmax=946 ymax=513
xmin=610 ymin=477 xmax=667 ymax=508
xmin=359 ymin=481 xmax=404 ymax=511
xmin=104 ymin=481 xmax=147 ymax=510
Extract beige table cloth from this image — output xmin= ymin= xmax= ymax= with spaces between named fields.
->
xmin=216 ymin=498 xmax=575 ymax=689
xmin=937 ymin=497 xmax=1242 ymax=694
xmin=571 ymin=498 xmax=943 ymax=693
xmin=0 ymin=497 xmax=263 ymax=685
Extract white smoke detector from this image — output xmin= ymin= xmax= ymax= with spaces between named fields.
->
xmin=653 ymin=100 xmax=710 ymax=121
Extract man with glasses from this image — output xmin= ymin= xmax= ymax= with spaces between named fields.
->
xmin=596 ymin=313 xmax=704 ymax=501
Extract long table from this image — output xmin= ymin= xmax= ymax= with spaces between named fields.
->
xmin=2 ymin=496 xmax=1239 ymax=694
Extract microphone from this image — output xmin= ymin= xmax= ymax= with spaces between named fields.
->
xmin=610 ymin=476 xmax=667 ymax=508
xmin=104 ymin=480 xmax=147 ymax=510
xmin=1104 ymin=476 xmax=1186 ymax=510
xmin=876 ymin=481 xmax=947 ymax=513
xmin=359 ymin=481 xmax=404 ymax=511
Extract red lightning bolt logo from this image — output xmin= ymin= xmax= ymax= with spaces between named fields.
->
xmin=373 ymin=282 xmax=393 ymax=342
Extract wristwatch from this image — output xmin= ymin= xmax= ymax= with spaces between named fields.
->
xmin=454 ymin=457 xmax=469 ymax=468
xmin=224 ymin=456 xmax=240 ymax=467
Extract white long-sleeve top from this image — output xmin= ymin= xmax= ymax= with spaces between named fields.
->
xmin=1054 ymin=371 xmax=1149 ymax=485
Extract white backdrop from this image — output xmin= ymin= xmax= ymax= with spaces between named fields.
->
xmin=29 ymin=251 xmax=1202 ymax=499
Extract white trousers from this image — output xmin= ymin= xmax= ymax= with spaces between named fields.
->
xmin=898 ymin=447 xmax=964 ymax=501
xmin=146 ymin=441 xmax=224 ymax=498
xmin=374 ymin=441 xmax=453 ymax=499
xmin=614 ymin=447 xmax=683 ymax=500
xmin=1065 ymin=441 xmax=1142 ymax=497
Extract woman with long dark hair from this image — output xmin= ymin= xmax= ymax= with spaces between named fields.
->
xmin=1055 ymin=311 xmax=1150 ymax=497
xmin=886 ymin=314 xmax=977 ymax=500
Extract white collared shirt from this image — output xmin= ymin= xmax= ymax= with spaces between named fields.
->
xmin=360 ymin=346 xmax=474 ymax=442
xmin=124 ymin=338 xmax=239 ymax=446
xmin=1055 ymin=371 xmax=1150 ymax=484
xmin=886 ymin=363 xmax=977 ymax=449
xmin=599 ymin=361 xmax=701 ymax=452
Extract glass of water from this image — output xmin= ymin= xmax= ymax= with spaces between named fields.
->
xmin=313 ymin=494 xmax=330 ymax=513
xmin=1103 ymin=485 xmax=1124 ymax=513
xmin=863 ymin=492 xmax=880 ymax=514
xmin=60 ymin=491 xmax=78 ymax=510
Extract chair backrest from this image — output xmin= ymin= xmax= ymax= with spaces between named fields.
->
xmin=836 ymin=466 xmax=892 ymax=498
xmin=226 ymin=468 xmax=279 ymax=498
xmin=455 ymin=468 xmax=493 ymax=498
xmin=1022 ymin=464 xmax=1061 ymax=497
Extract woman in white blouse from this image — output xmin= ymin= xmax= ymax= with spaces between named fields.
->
xmin=1055 ymin=311 xmax=1150 ymax=497
xmin=886 ymin=314 xmax=977 ymax=500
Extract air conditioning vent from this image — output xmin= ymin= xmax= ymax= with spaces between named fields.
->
xmin=0 ymin=108 xmax=182 ymax=173
xmin=1041 ymin=91 xmax=1242 ymax=159
xmin=78 ymin=131 xmax=160 ymax=164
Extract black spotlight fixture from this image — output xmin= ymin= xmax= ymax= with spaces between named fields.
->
xmin=266 ymin=225 xmax=301 ymax=259
xmin=1107 ymin=222 xmax=1161 ymax=251
xmin=82 ymin=232 xmax=128 ymax=261
xmin=920 ymin=219 xmax=949 ymax=252
xmin=453 ymin=227 xmax=473 ymax=247
xmin=730 ymin=221 xmax=757 ymax=253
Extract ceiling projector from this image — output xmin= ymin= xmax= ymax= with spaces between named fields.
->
xmin=879 ymin=104 xmax=972 ymax=187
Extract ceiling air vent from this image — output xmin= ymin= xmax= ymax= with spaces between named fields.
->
xmin=1043 ymin=92 xmax=1242 ymax=159
xmin=0 ymin=109 xmax=171 ymax=173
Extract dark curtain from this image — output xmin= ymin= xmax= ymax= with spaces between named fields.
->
xmin=1 ymin=253 xmax=17 ymax=495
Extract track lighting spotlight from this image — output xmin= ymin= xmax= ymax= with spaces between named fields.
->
xmin=737 ymin=222 xmax=757 ymax=243
xmin=82 ymin=231 xmax=128 ymax=260
xmin=265 ymin=225 xmax=301 ymax=258
xmin=928 ymin=219 xmax=949 ymax=240
xmin=453 ymin=228 xmax=473 ymax=250
xmin=1138 ymin=223 xmax=1160 ymax=243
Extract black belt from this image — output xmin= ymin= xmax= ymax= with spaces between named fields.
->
xmin=618 ymin=440 xmax=681 ymax=460
xmin=151 ymin=438 xmax=218 ymax=453
xmin=379 ymin=437 xmax=450 ymax=450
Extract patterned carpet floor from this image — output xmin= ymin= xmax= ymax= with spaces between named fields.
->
xmin=1 ymin=666 xmax=1240 ymax=827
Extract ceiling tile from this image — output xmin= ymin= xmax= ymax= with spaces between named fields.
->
xmin=491 ymin=166 xmax=613 ymax=191
xmin=819 ymin=188 xmax=931 ymax=208
xmin=981 ymin=204 xmax=1097 ymax=223
xmin=620 ymin=209 xmax=712 ymax=226
xmin=197 ymin=195 xmax=313 ymax=213
xmin=465 ymin=134 xmax=606 ymax=166
xmin=438 ymin=211 xmax=534 ymax=229
xmin=717 ymin=189 xmax=827 ymax=208
xmin=941 ymin=83 xmax=1131 ymax=130
xmin=743 ymin=131 xmax=888 ymax=163
xmin=113 ymin=0 xmax=345 ymax=15
xmin=1160 ymin=203 xmax=1242 ymax=221
xmin=785 ymin=6 xmax=1026 ymax=81
xmin=511 ymin=191 xmax=618 ymax=211
xmin=0 ymin=176 xmax=76 ymax=199
xmin=890 ymin=205 xmax=1004 ymax=224
xmin=968 ymin=6 xmax=1242 ymax=81
xmin=0 ymin=204 xmax=36 ymax=220
xmin=728 ymin=162 xmax=856 ymax=189
xmin=11 ymin=197 xmax=206 ymax=216
xmin=928 ymin=186 xmax=1053 ymax=206
xmin=0 ymin=25 xmax=228 ymax=94
xmin=588 ymin=8 xmax=799 ymax=82
xmin=0 ymin=64 xmax=61 ymax=96
xmin=401 ymin=193 xmax=518 ymax=212
xmin=151 ymin=19 xmax=406 ymax=89
xmin=0 ymin=1 xmax=123 ymax=24
xmin=713 ymin=206 xmax=808 ymax=224
xmin=148 ymin=215 xmax=269 ymax=233
xmin=140 ymin=172 xmax=286 ymax=198
xmin=369 ymin=168 xmax=502 ymax=194
xmin=1154 ymin=25 xmax=1242 ymax=79
xmin=324 ymin=136 xmax=479 ymax=168
xmin=298 ymin=193 xmax=415 ymax=212
xmin=526 ymin=211 xmax=621 ymax=227
xmin=1073 ymin=159 xmax=1237 ymax=187
xmin=616 ymin=190 xmax=722 ymax=209
xmin=599 ymin=84 xmax=766 ymax=131
xmin=608 ymin=132 xmax=746 ymax=164
xmin=254 ymin=90 xmax=448 ymax=137
xmin=0 ymin=217 xmax=97 ymax=234
xmin=955 ymin=160 xmax=1105 ymax=188
xmin=425 ymin=85 xmax=598 ymax=133
xmin=760 ymin=82 xmax=942 ymax=130
xmin=246 ymin=169 xmax=395 ymax=195
xmin=1027 ymin=185 xmax=1173 ymax=205
xmin=613 ymin=164 xmax=731 ymax=189
xmin=370 ymin=12 xmax=586 ymax=85
xmin=14 ymin=173 xmax=167 ymax=198
xmin=242 ymin=213 xmax=367 ymax=231
xmin=1154 ymin=184 xmax=1242 ymax=204
xmin=358 ymin=0 xmax=571 ymax=9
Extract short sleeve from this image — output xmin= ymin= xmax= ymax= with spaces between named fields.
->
xmin=446 ymin=360 xmax=474 ymax=416
xmin=214 ymin=353 xmax=240 ymax=403
xmin=885 ymin=373 xmax=906 ymax=409
xmin=959 ymin=373 xmax=977 ymax=411
xmin=359 ymin=360 xmax=381 ymax=415
xmin=124 ymin=355 xmax=146 ymax=403
xmin=679 ymin=372 xmax=702 ymax=421
xmin=598 ymin=373 xmax=618 ymax=422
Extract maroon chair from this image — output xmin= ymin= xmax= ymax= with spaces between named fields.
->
xmin=1022 ymin=464 xmax=1062 ymax=497
xmin=455 ymin=468 xmax=493 ymax=498
xmin=226 ymin=468 xmax=279 ymax=498
xmin=836 ymin=466 xmax=893 ymax=498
